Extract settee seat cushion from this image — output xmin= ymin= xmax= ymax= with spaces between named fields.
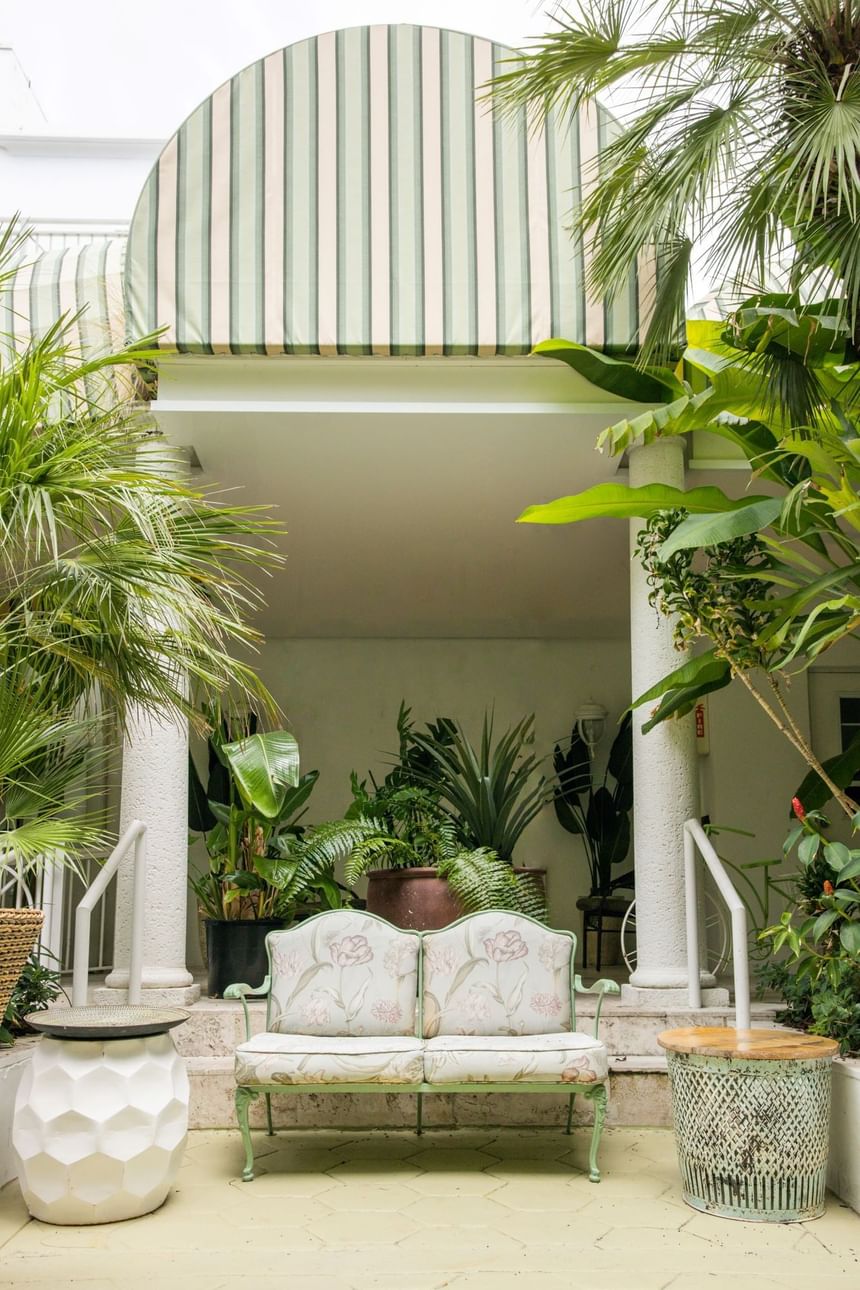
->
xmin=423 ymin=1032 xmax=608 ymax=1085
xmin=235 ymin=1032 xmax=424 ymax=1086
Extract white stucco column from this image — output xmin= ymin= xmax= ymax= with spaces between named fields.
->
xmin=622 ymin=438 xmax=726 ymax=1005
xmin=98 ymin=437 xmax=200 ymax=1005
xmin=99 ymin=707 xmax=199 ymax=1004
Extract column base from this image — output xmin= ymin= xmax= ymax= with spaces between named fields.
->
xmin=620 ymin=984 xmax=730 ymax=1009
xmin=92 ymin=984 xmax=201 ymax=1006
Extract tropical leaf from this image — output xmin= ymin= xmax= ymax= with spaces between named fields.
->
xmin=632 ymin=650 xmax=731 ymax=712
xmin=518 ymin=483 xmax=761 ymax=525
xmin=793 ymin=735 xmax=860 ymax=814
xmin=533 ymin=338 xmax=683 ymax=402
xmin=641 ymin=670 xmax=732 ymax=734
xmin=658 ymin=498 xmax=783 ymax=559
xmin=221 ymin=731 xmax=300 ymax=819
xmin=595 ymin=388 xmax=717 ymax=456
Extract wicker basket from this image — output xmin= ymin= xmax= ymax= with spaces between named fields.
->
xmin=0 ymin=908 xmax=44 ymax=1021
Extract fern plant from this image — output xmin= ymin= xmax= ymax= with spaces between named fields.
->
xmin=438 ymin=850 xmax=547 ymax=921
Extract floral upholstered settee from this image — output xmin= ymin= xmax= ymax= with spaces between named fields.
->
xmin=226 ymin=909 xmax=619 ymax=1182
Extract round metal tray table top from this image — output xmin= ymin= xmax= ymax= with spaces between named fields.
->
xmin=25 ymin=1006 xmax=189 ymax=1040
xmin=657 ymin=1026 xmax=839 ymax=1061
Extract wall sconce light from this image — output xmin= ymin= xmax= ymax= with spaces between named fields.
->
xmin=576 ymin=701 xmax=607 ymax=756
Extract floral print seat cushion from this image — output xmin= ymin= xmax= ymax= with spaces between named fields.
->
xmin=267 ymin=911 xmax=420 ymax=1037
xmin=423 ymin=1032 xmax=608 ymax=1085
xmin=235 ymin=1032 xmax=424 ymax=1085
xmin=422 ymin=912 xmax=574 ymax=1037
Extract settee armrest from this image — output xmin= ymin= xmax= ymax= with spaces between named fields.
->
xmin=574 ymin=976 xmax=620 ymax=1037
xmin=224 ymin=977 xmax=271 ymax=1042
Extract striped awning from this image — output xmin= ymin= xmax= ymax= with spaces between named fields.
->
xmin=0 ymin=240 xmax=127 ymax=358
xmin=127 ymin=24 xmax=651 ymax=357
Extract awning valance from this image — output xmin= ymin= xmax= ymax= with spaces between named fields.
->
xmin=0 ymin=239 xmax=127 ymax=358
xmin=126 ymin=24 xmax=651 ymax=357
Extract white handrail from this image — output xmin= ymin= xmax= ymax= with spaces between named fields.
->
xmin=72 ymin=820 xmax=147 ymax=1007
xmin=684 ymin=817 xmax=751 ymax=1030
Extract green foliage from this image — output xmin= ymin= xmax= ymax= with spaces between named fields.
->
xmin=298 ymin=707 xmax=549 ymax=919
xmin=760 ymin=809 xmax=860 ymax=1055
xmin=553 ymin=714 xmax=633 ymax=896
xmin=531 ymin=339 xmax=683 ymax=402
xmin=188 ymin=707 xmax=328 ymax=922
xmin=518 ymin=482 xmax=761 ymax=526
xmin=492 ymin=1 xmax=860 ymax=373
xmin=0 ymin=217 xmax=282 ymax=890
xmin=0 ymin=954 xmax=63 ymax=1046
xmin=438 ymin=850 xmax=547 ymax=921
xmin=407 ymin=712 xmax=548 ymax=863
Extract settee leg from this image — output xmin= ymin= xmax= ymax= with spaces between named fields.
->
xmin=416 ymin=1093 xmax=424 ymax=1136
xmin=236 ymin=1086 xmax=260 ymax=1181
xmin=565 ymin=1093 xmax=576 ymax=1135
xmin=583 ymin=1084 xmax=607 ymax=1182
xmin=265 ymin=1093 xmax=274 ymax=1136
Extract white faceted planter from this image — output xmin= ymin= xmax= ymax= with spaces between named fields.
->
xmin=13 ymin=1033 xmax=188 ymax=1224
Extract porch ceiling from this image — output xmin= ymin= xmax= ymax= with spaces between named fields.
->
xmin=154 ymin=358 xmax=750 ymax=641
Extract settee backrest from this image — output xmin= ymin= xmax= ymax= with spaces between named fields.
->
xmin=266 ymin=910 xmax=421 ymax=1036
xmin=421 ymin=911 xmax=575 ymax=1038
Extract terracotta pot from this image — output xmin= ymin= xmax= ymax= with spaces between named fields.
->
xmin=365 ymin=868 xmax=462 ymax=931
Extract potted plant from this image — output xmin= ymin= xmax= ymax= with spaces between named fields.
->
xmin=1 ymin=954 xmax=63 ymax=1047
xmin=552 ymin=713 xmax=633 ymax=965
xmin=188 ymin=712 xmax=340 ymax=995
xmin=760 ymin=798 xmax=860 ymax=1214
xmin=291 ymin=707 xmax=548 ymax=930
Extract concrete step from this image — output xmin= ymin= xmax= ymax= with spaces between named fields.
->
xmin=174 ymin=996 xmax=783 ymax=1130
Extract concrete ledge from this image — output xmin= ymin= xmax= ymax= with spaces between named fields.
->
xmin=185 ymin=1055 xmax=672 ymax=1130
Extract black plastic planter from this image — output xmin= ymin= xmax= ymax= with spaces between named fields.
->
xmin=205 ymin=918 xmax=286 ymax=998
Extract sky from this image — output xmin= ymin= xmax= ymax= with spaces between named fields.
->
xmin=3 ymin=1 xmax=561 ymax=137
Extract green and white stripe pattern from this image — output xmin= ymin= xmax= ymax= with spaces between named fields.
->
xmin=0 ymin=240 xmax=126 ymax=359
xmin=127 ymin=24 xmax=651 ymax=356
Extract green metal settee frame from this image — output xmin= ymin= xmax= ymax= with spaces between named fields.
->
xmin=225 ymin=910 xmax=620 ymax=1183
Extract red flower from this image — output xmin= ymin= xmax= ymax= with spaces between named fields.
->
xmin=823 ymin=880 xmax=834 ymax=896
xmin=792 ymin=796 xmax=806 ymax=821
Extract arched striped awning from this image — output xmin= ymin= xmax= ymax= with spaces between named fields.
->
xmin=127 ymin=24 xmax=651 ymax=357
xmin=0 ymin=239 xmax=127 ymax=358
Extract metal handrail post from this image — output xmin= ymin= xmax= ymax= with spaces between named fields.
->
xmin=127 ymin=827 xmax=147 ymax=1005
xmin=684 ymin=826 xmax=702 ymax=1010
xmin=72 ymin=819 xmax=146 ymax=1007
xmin=683 ymin=818 xmax=751 ymax=1031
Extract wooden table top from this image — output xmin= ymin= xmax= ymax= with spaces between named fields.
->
xmin=657 ymin=1027 xmax=840 ymax=1061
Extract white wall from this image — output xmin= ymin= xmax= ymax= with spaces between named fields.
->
xmin=698 ymin=672 xmax=813 ymax=921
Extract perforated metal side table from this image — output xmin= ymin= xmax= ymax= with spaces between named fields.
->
xmin=658 ymin=1027 xmax=839 ymax=1223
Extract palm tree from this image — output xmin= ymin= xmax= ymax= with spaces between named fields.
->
xmin=0 ymin=220 xmax=283 ymax=877
xmin=493 ymin=1 xmax=860 ymax=366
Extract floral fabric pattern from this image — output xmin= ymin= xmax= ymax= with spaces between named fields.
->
xmin=422 ymin=913 xmax=574 ymax=1037
xmin=235 ymin=1032 xmax=424 ymax=1085
xmin=422 ymin=1032 xmax=608 ymax=1085
xmin=267 ymin=911 xmax=420 ymax=1037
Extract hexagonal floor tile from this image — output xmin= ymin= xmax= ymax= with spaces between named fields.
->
xmin=306 ymin=1209 xmax=421 ymax=1246
xmin=403 ymin=1148 xmax=497 ymax=1172
xmin=407 ymin=1171 xmax=503 ymax=1197
xmin=401 ymin=1194 xmax=511 ymax=1227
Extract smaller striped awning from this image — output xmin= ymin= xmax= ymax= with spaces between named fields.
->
xmin=0 ymin=240 xmax=127 ymax=358
xmin=126 ymin=24 xmax=653 ymax=357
